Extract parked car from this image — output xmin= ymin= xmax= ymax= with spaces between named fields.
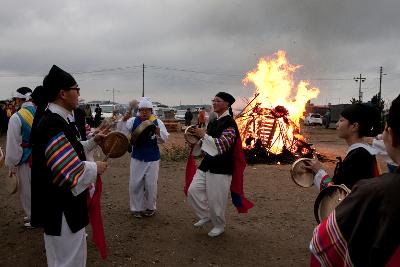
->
xmin=175 ymin=110 xmax=186 ymax=122
xmin=92 ymin=104 xmax=115 ymax=119
xmin=304 ymin=113 xmax=323 ymax=126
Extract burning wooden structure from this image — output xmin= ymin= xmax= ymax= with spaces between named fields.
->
xmin=235 ymin=50 xmax=320 ymax=164
xmin=236 ymin=104 xmax=314 ymax=164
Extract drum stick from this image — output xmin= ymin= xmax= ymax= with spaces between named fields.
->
xmin=103 ymin=140 xmax=118 ymax=162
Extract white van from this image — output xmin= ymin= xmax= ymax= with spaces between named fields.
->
xmin=92 ymin=104 xmax=115 ymax=118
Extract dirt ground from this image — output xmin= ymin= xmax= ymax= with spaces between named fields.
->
xmin=0 ymin=126 xmax=351 ymax=266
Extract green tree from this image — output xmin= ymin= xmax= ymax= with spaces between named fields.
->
xmin=370 ymin=93 xmax=385 ymax=134
xmin=370 ymin=93 xmax=385 ymax=111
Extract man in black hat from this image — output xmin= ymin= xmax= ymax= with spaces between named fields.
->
xmin=31 ymin=65 xmax=109 ymax=266
xmin=187 ymin=92 xmax=239 ymax=237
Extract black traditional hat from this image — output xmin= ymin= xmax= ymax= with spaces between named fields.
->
xmin=43 ymin=65 xmax=77 ymax=102
xmin=215 ymin=92 xmax=235 ymax=106
xmin=341 ymin=103 xmax=380 ymax=137
xmin=31 ymin=85 xmax=48 ymax=108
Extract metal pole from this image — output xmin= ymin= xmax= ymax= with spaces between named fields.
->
xmin=142 ymin=64 xmax=145 ymax=97
xmin=112 ymin=88 xmax=115 ymax=111
xmin=353 ymin=74 xmax=366 ymax=102
xmin=358 ymin=74 xmax=362 ymax=102
xmin=378 ymin=66 xmax=383 ymax=107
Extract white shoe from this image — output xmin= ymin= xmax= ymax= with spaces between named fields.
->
xmin=193 ymin=218 xmax=211 ymax=227
xmin=23 ymin=216 xmax=29 ymax=222
xmin=208 ymin=227 xmax=224 ymax=237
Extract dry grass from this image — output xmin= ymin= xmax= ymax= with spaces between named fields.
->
xmin=160 ymin=143 xmax=191 ymax=161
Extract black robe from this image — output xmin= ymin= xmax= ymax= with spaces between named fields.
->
xmin=31 ymin=110 xmax=89 ymax=235
xmin=333 ymin=147 xmax=379 ymax=190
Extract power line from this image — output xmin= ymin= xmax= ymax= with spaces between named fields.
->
xmin=0 ymin=65 xmax=143 ymax=78
xmin=0 ymin=73 xmax=42 ymax=78
xmin=306 ymin=78 xmax=353 ymax=81
xmin=0 ymin=63 xmax=385 ymax=83
xmin=73 ymin=65 xmax=143 ymax=75
xmin=145 ymin=64 xmax=357 ymax=81
xmin=145 ymin=64 xmax=243 ymax=78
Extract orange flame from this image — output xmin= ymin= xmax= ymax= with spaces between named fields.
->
xmin=237 ymin=50 xmax=320 ymax=154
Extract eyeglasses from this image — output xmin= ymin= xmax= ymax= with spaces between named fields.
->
xmin=211 ymin=99 xmax=225 ymax=103
xmin=68 ymin=85 xmax=80 ymax=92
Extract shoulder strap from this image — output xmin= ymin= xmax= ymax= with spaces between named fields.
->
xmin=17 ymin=106 xmax=36 ymax=128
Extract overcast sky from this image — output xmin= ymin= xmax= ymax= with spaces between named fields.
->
xmin=1 ymin=0 xmax=399 ymax=108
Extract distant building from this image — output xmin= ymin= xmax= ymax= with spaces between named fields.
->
xmin=304 ymin=101 xmax=330 ymax=117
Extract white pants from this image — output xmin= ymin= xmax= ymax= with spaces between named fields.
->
xmin=44 ymin=214 xmax=87 ymax=267
xmin=17 ymin=162 xmax=31 ymax=219
xmin=129 ymin=158 xmax=160 ymax=212
xmin=187 ymin=169 xmax=232 ymax=229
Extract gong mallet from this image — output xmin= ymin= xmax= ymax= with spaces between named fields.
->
xmin=103 ymin=140 xmax=118 ymax=162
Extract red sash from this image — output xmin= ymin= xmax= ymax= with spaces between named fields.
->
xmin=86 ymin=176 xmax=107 ymax=259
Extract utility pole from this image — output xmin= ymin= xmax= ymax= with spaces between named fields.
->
xmin=105 ymin=88 xmax=120 ymax=111
xmin=142 ymin=64 xmax=145 ymax=97
xmin=378 ymin=66 xmax=386 ymax=109
xmin=353 ymin=74 xmax=366 ymax=102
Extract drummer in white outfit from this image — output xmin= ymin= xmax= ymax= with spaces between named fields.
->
xmin=5 ymin=87 xmax=35 ymax=228
xmin=126 ymin=97 xmax=168 ymax=218
xmin=187 ymin=92 xmax=239 ymax=237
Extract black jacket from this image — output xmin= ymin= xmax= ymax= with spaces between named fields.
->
xmin=31 ymin=110 xmax=89 ymax=236
xmin=198 ymin=115 xmax=239 ymax=175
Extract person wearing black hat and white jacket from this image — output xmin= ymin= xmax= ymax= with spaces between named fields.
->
xmin=126 ymin=97 xmax=169 ymax=218
xmin=187 ymin=92 xmax=239 ymax=237
xmin=31 ymin=65 xmax=109 ymax=267
xmin=5 ymin=87 xmax=35 ymax=228
xmin=305 ymin=103 xmax=381 ymax=191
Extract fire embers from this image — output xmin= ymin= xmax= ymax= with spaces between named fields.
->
xmin=236 ymin=105 xmax=314 ymax=165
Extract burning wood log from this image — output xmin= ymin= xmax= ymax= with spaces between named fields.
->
xmin=235 ymin=50 xmax=321 ymax=164
xmin=237 ymin=105 xmax=314 ymax=164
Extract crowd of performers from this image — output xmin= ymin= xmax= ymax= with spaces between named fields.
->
xmin=2 ymin=63 xmax=400 ymax=266
xmin=2 ymin=65 xmax=252 ymax=266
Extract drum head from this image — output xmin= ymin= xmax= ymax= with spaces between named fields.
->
xmin=130 ymin=120 xmax=156 ymax=146
xmin=314 ymin=184 xmax=350 ymax=223
xmin=290 ymin=158 xmax=314 ymax=187
xmin=5 ymin=173 xmax=19 ymax=195
xmin=184 ymin=125 xmax=200 ymax=145
xmin=100 ymin=131 xmax=129 ymax=158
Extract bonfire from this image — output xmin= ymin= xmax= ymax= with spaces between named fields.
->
xmin=236 ymin=50 xmax=320 ymax=164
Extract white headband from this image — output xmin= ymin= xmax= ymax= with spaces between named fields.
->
xmin=15 ymin=92 xmax=31 ymax=101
